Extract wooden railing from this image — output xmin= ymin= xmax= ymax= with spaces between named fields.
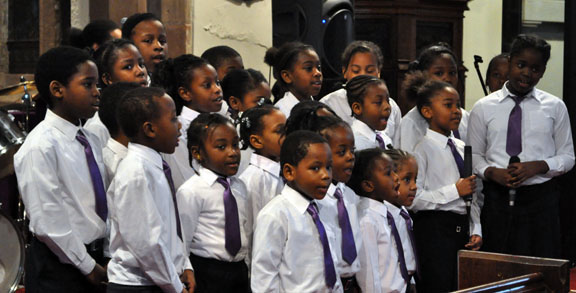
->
xmin=457 ymin=250 xmax=570 ymax=292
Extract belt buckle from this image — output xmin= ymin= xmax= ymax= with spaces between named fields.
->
xmin=344 ymin=279 xmax=353 ymax=290
xmin=456 ymin=226 xmax=462 ymax=233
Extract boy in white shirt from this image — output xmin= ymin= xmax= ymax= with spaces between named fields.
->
xmin=252 ymin=130 xmax=343 ymax=292
xmin=107 ymin=87 xmax=194 ymax=292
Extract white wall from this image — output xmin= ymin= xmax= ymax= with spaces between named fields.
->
xmin=462 ymin=0 xmax=503 ymax=110
xmin=538 ymin=39 xmax=563 ymax=99
xmin=192 ymin=0 xmax=273 ymax=78
xmin=71 ymin=0 xmax=90 ymax=29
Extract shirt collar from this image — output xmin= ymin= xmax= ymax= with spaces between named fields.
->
xmin=250 ymin=153 xmax=281 ymax=178
xmin=197 ymin=165 xmax=224 ymax=187
xmin=283 ymin=184 xmax=317 ymax=215
xmin=499 ymin=81 xmax=540 ymax=103
xmin=425 ymin=128 xmax=454 ymax=149
xmin=106 ymin=138 xmax=128 ymax=154
xmin=283 ymin=91 xmax=312 ymax=103
xmin=128 ymin=143 xmax=163 ymax=169
xmin=362 ymin=197 xmax=388 ymax=217
xmin=352 ymin=118 xmax=376 ymax=142
xmin=180 ymin=106 xmax=201 ymax=121
xmin=383 ymin=200 xmax=401 ymax=215
xmin=44 ymin=109 xmax=82 ymax=141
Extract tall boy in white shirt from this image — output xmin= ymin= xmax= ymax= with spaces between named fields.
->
xmin=468 ymin=34 xmax=575 ymax=258
xmin=107 ymin=87 xmax=194 ymax=293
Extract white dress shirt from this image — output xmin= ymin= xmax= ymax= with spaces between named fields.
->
xmin=239 ymin=153 xmax=284 ymax=220
xmin=251 ymin=185 xmax=343 ymax=293
xmin=317 ymin=183 xmax=362 ymax=278
xmin=84 ymin=112 xmax=110 ymax=150
xmin=14 ymin=109 xmax=107 ymax=275
xmin=399 ymin=106 xmax=469 ymax=152
xmin=351 ymin=118 xmax=393 ymax=151
xmin=107 ymin=143 xmax=192 ymax=293
xmin=177 ymin=165 xmax=251 ymax=262
xmin=274 ymin=91 xmax=311 ymax=118
xmin=410 ymin=129 xmax=482 ymax=236
xmin=103 ymin=138 xmax=128 ymax=183
xmin=356 ymin=197 xmax=407 ymax=293
xmin=162 ymin=106 xmax=200 ymax=189
xmin=383 ymin=201 xmax=417 ymax=274
xmin=320 ymin=88 xmax=402 ymax=146
xmin=468 ymin=83 xmax=575 ymax=185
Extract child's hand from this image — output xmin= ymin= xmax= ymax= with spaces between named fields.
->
xmin=465 ymin=235 xmax=483 ymax=251
xmin=508 ymin=161 xmax=549 ymax=187
xmin=86 ymin=263 xmax=107 ymax=287
xmin=456 ymin=175 xmax=477 ymax=196
xmin=181 ymin=269 xmax=196 ymax=293
xmin=485 ymin=167 xmax=514 ymax=187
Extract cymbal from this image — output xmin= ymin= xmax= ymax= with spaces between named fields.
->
xmin=0 ymin=82 xmax=38 ymax=109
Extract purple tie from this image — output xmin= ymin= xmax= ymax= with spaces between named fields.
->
xmin=217 ymin=177 xmax=241 ymax=256
xmin=400 ymin=209 xmax=419 ymax=277
xmin=76 ymin=131 xmax=107 ymax=221
xmin=334 ymin=188 xmax=357 ymax=264
xmin=307 ymin=202 xmax=337 ymax=289
xmin=506 ymin=96 xmax=523 ymax=156
xmin=387 ymin=211 xmax=410 ymax=282
xmin=376 ymin=133 xmax=386 ymax=149
xmin=162 ymin=160 xmax=183 ymax=240
xmin=447 ymin=138 xmax=465 ymax=178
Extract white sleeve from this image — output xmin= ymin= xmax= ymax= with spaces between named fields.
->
xmin=176 ymin=183 xmax=201 ymax=256
xmin=251 ymin=211 xmax=285 ymax=292
xmin=15 ymin=146 xmax=96 ymax=275
xmin=113 ymin=177 xmax=183 ymax=293
xmin=543 ymin=102 xmax=575 ymax=177
xmin=410 ymin=149 xmax=460 ymax=211
xmin=356 ymin=218 xmax=383 ymax=293
xmin=468 ymin=103 xmax=492 ymax=179
xmin=399 ymin=116 xmax=424 ymax=152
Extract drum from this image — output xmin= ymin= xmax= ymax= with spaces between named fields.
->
xmin=0 ymin=211 xmax=24 ymax=293
xmin=0 ymin=110 xmax=26 ymax=157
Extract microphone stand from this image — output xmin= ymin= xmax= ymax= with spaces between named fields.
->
xmin=473 ymin=55 xmax=488 ymax=96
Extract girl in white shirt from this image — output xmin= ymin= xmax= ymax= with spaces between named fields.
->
xmin=264 ymin=41 xmax=323 ymax=117
xmin=399 ymin=43 xmax=470 ymax=151
xmin=177 ymin=113 xmax=251 ymax=292
xmin=405 ymin=73 xmax=482 ymax=292
xmin=152 ymin=54 xmax=223 ymax=188
xmin=320 ymin=40 xmax=402 ymax=146
xmin=221 ymin=68 xmax=272 ymax=123
xmin=238 ymin=105 xmax=286 ymax=219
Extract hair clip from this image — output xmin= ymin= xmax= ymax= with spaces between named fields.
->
xmin=257 ymin=97 xmax=272 ymax=107
xmin=241 ymin=116 xmax=251 ymax=128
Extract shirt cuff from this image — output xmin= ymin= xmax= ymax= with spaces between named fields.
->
xmin=78 ymin=255 xmax=97 ymax=275
xmin=444 ymin=184 xmax=460 ymax=203
xmin=477 ymin=165 xmax=489 ymax=181
xmin=543 ymin=157 xmax=560 ymax=177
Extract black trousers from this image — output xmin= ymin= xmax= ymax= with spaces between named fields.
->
xmin=107 ymin=283 xmax=163 ymax=293
xmin=481 ymin=179 xmax=561 ymax=258
xmin=189 ymin=253 xmax=250 ymax=293
xmin=412 ymin=210 xmax=469 ymax=293
xmin=25 ymin=236 xmax=106 ymax=293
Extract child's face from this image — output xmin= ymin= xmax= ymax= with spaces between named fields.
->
xmin=284 ymin=142 xmax=332 ymax=200
xmin=216 ymin=56 xmax=244 ymax=80
xmin=367 ymin=155 xmax=399 ymax=203
xmin=254 ymin=109 xmax=286 ymax=161
xmin=234 ymin=82 xmax=272 ymax=113
xmin=427 ymin=53 xmax=458 ymax=88
xmin=150 ymin=94 xmax=181 ymax=154
xmin=487 ymin=57 xmax=509 ymax=93
xmin=343 ymin=51 xmax=380 ymax=80
xmin=324 ymin=125 xmax=355 ymax=184
xmin=353 ymin=83 xmax=391 ymax=131
xmin=396 ymin=157 xmax=418 ymax=207
xmin=199 ymin=123 xmax=241 ymax=177
xmin=185 ymin=64 xmax=223 ymax=113
xmin=56 ymin=60 xmax=100 ymax=124
xmin=131 ymin=19 xmax=167 ymax=73
xmin=422 ymin=87 xmax=462 ymax=136
xmin=104 ymin=45 xmax=148 ymax=87
xmin=282 ymin=49 xmax=323 ymax=100
xmin=507 ymin=48 xmax=546 ymax=96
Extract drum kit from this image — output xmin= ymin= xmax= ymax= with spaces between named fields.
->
xmin=0 ymin=77 xmax=38 ymax=293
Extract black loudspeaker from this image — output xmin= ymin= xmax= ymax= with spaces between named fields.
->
xmin=272 ymin=0 xmax=355 ymax=79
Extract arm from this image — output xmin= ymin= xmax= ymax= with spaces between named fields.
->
xmin=15 ymin=146 xmax=98 ymax=276
xmin=176 ymin=184 xmax=202 ymax=257
xmin=356 ymin=218 xmax=384 ymax=293
xmin=251 ymin=212 xmax=286 ymax=293
xmin=399 ymin=114 xmax=425 ymax=152
xmin=113 ymin=177 xmax=183 ymax=293
xmin=409 ymin=150 xmax=461 ymax=211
